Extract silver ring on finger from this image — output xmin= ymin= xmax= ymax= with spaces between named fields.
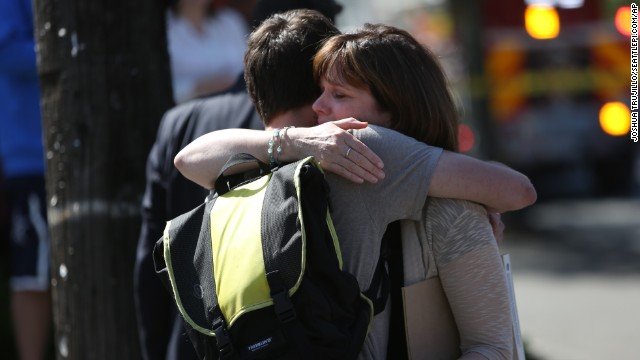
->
xmin=345 ymin=147 xmax=352 ymax=158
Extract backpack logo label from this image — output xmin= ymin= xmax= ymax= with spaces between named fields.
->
xmin=247 ymin=337 xmax=272 ymax=352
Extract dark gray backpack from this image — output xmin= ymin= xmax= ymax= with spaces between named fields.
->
xmin=153 ymin=154 xmax=387 ymax=359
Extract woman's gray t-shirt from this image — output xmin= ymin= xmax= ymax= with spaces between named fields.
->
xmin=324 ymin=125 xmax=443 ymax=359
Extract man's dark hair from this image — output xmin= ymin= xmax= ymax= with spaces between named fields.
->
xmin=252 ymin=0 xmax=343 ymax=26
xmin=244 ymin=9 xmax=340 ymax=124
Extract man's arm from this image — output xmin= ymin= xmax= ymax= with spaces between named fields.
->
xmin=429 ymin=151 xmax=537 ymax=213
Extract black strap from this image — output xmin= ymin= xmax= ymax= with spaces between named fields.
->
xmin=363 ymin=254 xmax=389 ymax=315
xmin=214 ymin=153 xmax=272 ymax=195
xmin=384 ymin=221 xmax=408 ymax=360
xmin=266 ymin=271 xmax=297 ymax=324
xmin=210 ymin=306 xmax=235 ymax=359
xmin=266 ymin=270 xmax=314 ymax=358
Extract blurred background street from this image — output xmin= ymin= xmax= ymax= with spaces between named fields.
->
xmin=340 ymin=2 xmax=639 ymax=357
xmin=502 ymin=198 xmax=640 ymax=360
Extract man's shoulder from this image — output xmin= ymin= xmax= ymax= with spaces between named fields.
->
xmin=160 ymin=90 xmax=260 ymax=134
xmin=354 ymin=125 xmax=442 ymax=163
xmin=152 ymin=90 xmax=261 ymax=159
xmin=195 ymin=90 xmax=253 ymax=112
xmin=355 ymin=125 xmax=431 ymax=147
xmin=165 ymin=91 xmax=252 ymax=122
xmin=355 ymin=125 xmax=409 ymax=141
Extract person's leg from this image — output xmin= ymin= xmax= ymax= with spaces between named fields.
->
xmin=7 ymin=176 xmax=52 ymax=360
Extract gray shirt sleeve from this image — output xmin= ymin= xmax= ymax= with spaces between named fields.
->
xmin=425 ymin=198 xmax=514 ymax=360
xmin=351 ymin=125 xmax=444 ymax=224
xmin=326 ymin=125 xmax=444 ymax=290
xmin=324 ymin=125 xmax=443 ymax=360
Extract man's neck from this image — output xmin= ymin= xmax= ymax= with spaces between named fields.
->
xmin=265 ymin=106 xmax=316 ymax=130
xmin=265 ymin=117 xmax=288 ymax=131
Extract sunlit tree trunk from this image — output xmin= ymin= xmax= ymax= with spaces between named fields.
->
xmin=32 ymin=0 xmax=174 ymax=358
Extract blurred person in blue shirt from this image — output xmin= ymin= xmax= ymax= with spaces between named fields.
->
xmin=0 ymin=0 xmax=52 ymax=359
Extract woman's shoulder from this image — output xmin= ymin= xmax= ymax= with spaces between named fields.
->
xmin=426 ymin=198 xmax=487 ymax=218
xmin=424 ymin=198 xmax=493 ymax=255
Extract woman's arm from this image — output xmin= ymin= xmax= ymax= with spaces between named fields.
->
xmin=428 ymin=199 xmax=514 ymax=360
xmin=174 ymin=119 xmax=386 ymax=189
xmin=176 ymin=119 xmax=536 ymax=212
xmin=428 ymin=151 xmax=537 ymax=213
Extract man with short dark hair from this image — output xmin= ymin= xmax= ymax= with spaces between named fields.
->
xmin=133 ymin=2 xmax=344 ymax=360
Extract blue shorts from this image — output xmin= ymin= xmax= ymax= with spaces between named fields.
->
xmin=5 ymin=175 xmax=50 ymax=292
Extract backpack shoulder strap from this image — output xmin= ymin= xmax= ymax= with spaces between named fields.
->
xmin=384 ymin=220 xmax=409 ymax=360
xmin=214 ymin=153 xmax=272 ymax=195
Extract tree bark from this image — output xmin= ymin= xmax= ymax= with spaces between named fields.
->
xmin=32 ymin=0 xmax=174 ymax=358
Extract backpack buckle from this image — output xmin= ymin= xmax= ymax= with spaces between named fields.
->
xmin=272 ymin=290 xmax=297 ymax=323
xmin=212 ymin=318 xmax=235 ymax=358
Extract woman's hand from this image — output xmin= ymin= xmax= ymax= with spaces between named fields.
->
xmin=286 ymin=118 xmax=385 ymax=183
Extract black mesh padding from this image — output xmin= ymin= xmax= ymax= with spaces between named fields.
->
xmin=194 ymin=200 xmax=219 ymax=327
xmin=261 ymin=162 xmax=303 ymax=289
xmin=166 ymin=199 xmax=219 ymax=330
xmin=260 ymin=160 xmax=372 ymax=360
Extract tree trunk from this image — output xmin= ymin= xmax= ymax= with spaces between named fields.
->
xmin=32 ymin=0 xmax=174 ymax=358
